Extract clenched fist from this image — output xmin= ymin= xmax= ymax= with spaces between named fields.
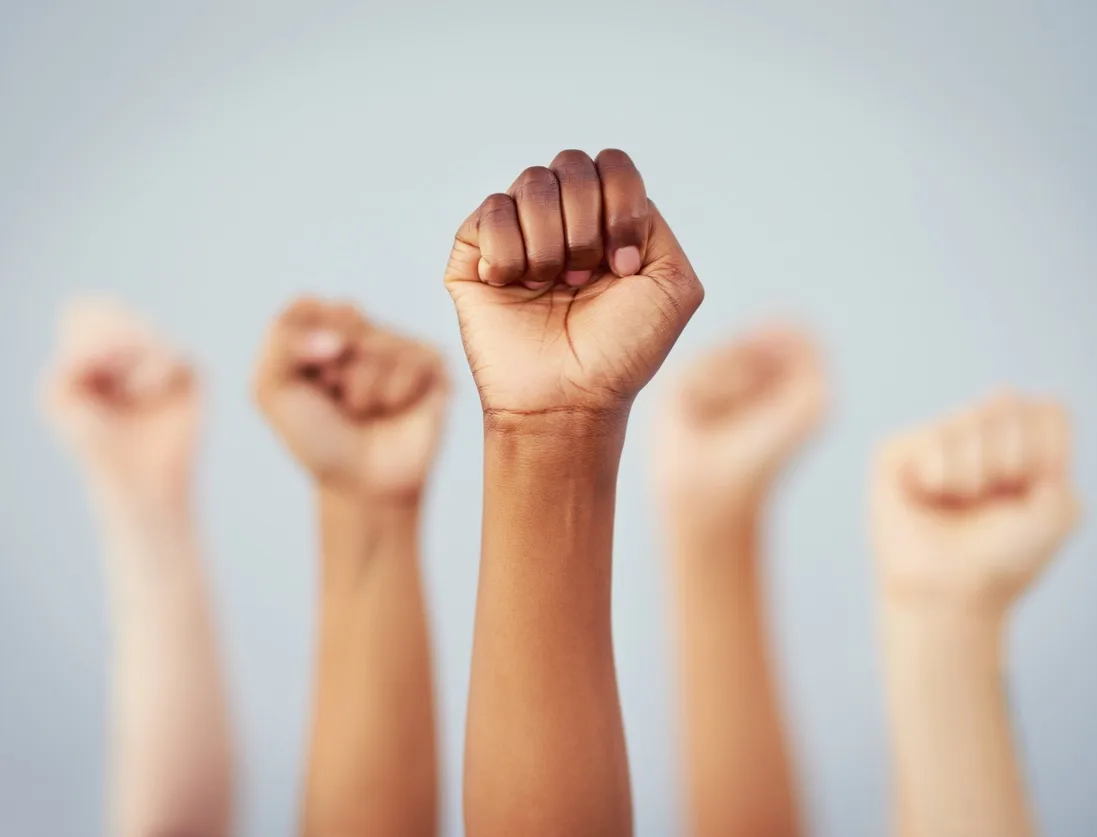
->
xmin=42 ymin=300 xmax=198 ymax=499
xmin=872 ymin=394 xmax=1081 ymax=609
xmin=656 ymin=326 xmax=826 ymax=517
xmin=253 ymin=298 xmax=448 ymax=499
xmin=444 ymin=149 xmax=704 ymax=423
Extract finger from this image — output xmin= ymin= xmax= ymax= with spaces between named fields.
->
xmin=318 ymin=358 xmax=345 ymax=390
xmin=279 ymin=296 xmax=327 ymax=329
xmin=982 ymin=394 xmax=1030 ymax=490
xmin=946 ymin=419 xmax=986 ymax=501
xmin=348 ymin=331 xmax=409 ymax=416
xmin=257 ymin=326 xmax=347 ymax=391
xmin=380 ymin=350 xmax=436 ymax=413
xmin=342 ymin=351 xmax=390 ymax=417
xmin=445 ymin=211 xmax=483 ymax=290
xmin=308 ymin=302 xmax=368 ymax=381
xmin=905 ymin=432 xmax=949 ymax=499
xmin=254 ymin=303 xmax=351 ymax=404
xmin=508 ymin=166 xmax=565 ymax=289
xmin=326 ymin=302 xmax=370 ymax=338
xmin=476 ymin=194 xmax=526 ymax=286
xmin=1031 ymin=401 xmax=1071 ymax=480
xmin=550 ymin=149 xmax=603 ymax=286
xmin=595 ymin=149 xmax=649 ymax=277
xmin=122 ymin=351 xmax=191 ymax=401
xmin=64 ymin=347 xmax=141 ymax=406
xmin=56 ymin=298 xmax=155 ymax=364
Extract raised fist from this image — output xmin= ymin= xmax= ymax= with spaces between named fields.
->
xmin=253 ymin=298 xmax=448 ymax=499
xmin=444 ymin=149 xmax=704 ymax=423
xmin=872 ymin=394 xmax=1081 ymax=609
xmin=42 ymin=300 xmax=199 ymax=497
xmin=656 ymin=326 xmax=826 ymax=517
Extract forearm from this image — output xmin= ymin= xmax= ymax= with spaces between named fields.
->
xmin=303 ymin=491 xmax=437 ymax=837
xmin=464 ymin=417 xmax=632 ymax=837
xmin=668 ymin=510 xmax=799 ymax=837
xmin=95 ymin=490 xmax=233 ymax=837
xmin=882 ymin=602 xmax=1037 ymax=837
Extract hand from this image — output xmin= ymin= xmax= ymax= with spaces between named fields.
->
xmin=444 ymin=149 xmax=704 ymax=426
xmin=41 ymin=300 xmax=198 ymax=502
xmin=655 ymin=326 xmax=826 ymax=519
xmin=253 ymin=298 xmax=449 ymax=500
xmin=872 ymin=393 xmax=1080 ymax=611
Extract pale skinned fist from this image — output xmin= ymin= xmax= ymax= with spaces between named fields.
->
xmin=655 ymin=326 xmax=826 ymax=519
xmin=872 ymin=394 xmax=1081 ymax=611
xmin=444 ymin=149 xmax=704 ymax=422
xmin=253 ymin=298 xmax=449 ymax=500
xmin=42 ymin=300 xmax=199 ymax=500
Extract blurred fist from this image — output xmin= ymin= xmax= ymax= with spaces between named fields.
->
xmin=42 ymin=300 xmax=198 ymax=497
xmin=872 ymin=394 xmax=1081 ymax=609
xmin=655 ymin=327 xmax=826 ymax=518
xmin=253 ymin=298 xmax=448 ymax=499
xmin=444 ymin=149 xmax=704 ymax=423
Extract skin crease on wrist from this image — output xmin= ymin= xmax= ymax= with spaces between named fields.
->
xmin=445 ymin=148 xmax=703 ymax=837
xmin=655 ymin=325 xmax=825 ymax=837
xmin=872 ymin=392 xmax=1080 ymax=837
xmin=254 ymin=297 xmax=444 ymax=837
xmin=41 ymin=300 xmax=234 ymax=837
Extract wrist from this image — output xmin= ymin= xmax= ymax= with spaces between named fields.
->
xmin=882 ymin=597 xmax=1006 ymax=665
xmin=89 ymin=474 xmax=194 ymax=535
xmin=484 ymin=410 xmax=627 ymax=490
xmin=318 ymin=486 xmax=421 ymax=533
xmin=483 ymin=404 xmax=630 ymax=442
xmin=663 ymin=486 xmax=763 ymax=532
xmin=879 ymin=570 xmax=1017 ymax=623
xmin=317 ymin=486 xmax=421 ymax=592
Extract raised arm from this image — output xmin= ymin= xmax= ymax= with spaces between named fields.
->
xmin=444 ymin=149 xmax=704 ymax=836
xmin=42 ymin=301 xmax=233 ymax=837
xmin=253 ymin=298 xmax=446 ymax=836
xmin=655 ymin=326 xmax=824 ymax=837
xmin=871 ymin=393 xmax=1080 ymax=837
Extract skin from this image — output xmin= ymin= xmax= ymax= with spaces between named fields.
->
xmin=655 ymin=326 xmax=825 ymax=837
xmin=872 ymin=393 xmax=1081 ymax=837
xmin=444 ymin=148 xmax=704 ymax=836
xmin=254 ymin=297 xmax=446 ymax=837
xmin=41 ymin=301 xmax=233 ymax=837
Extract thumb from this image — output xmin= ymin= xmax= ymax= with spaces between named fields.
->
xmin=254 ymin=325 xmax=347 ymax=406
xmin=443 ymin=208 xmax=482 ymax=292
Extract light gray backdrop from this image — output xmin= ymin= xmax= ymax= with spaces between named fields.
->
xmin=1 ymin=1 xmax=1094 ymax=835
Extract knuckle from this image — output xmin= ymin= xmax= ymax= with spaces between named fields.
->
xmin=595 ymin=147 xmax=636 ymax=173
xmin=479 ymin=193 xmax=517 ymax=225
xmin=552 ymin=150 xmax=598 ymax=186
xmin=512 ymin=166 xmax=560 ymax=206
xmin=281 ymin=296 xmax=321 ymax=324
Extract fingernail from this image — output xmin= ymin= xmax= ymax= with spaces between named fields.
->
xmin=565 ymin=270 xmax=592 ymax=287
xmin=305 ymin=330 xmax=343 ymax=358
xmin=612 ymin=247 xmax=641 ymax=277
xmin=524 ymin=280 xmax=551 ymax=291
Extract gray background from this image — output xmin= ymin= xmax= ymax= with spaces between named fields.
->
xmin=1 ymin=1 xmax=1094 ymax=835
